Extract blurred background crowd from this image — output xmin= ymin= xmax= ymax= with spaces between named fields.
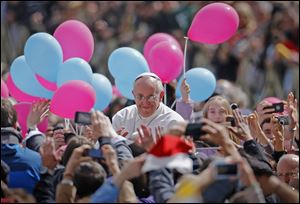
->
xmin=1 ymin=1 xmax=299 ymax=108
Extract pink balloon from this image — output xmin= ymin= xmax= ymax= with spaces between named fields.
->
xmin=6 ymin=73 xmax=41 ymax=102
xmin=36 ymin=74 xmax=57 ymax=91
xmin=148 ymin=41 xmax=183 ymax=83
xmin=1 ymin=79 xmax=9 ymax=98
xmin=144 ymin=33 xmax=181 ymax=61
xmin=50 ymin=80 xmax=96 ymax=119
xmin=188 ymin=3 xmax=239 ymax=44
xmin=54 ymin=20 xmax=94 ymax=62
xmin=13 ymin=102 xmax=48 ymax=138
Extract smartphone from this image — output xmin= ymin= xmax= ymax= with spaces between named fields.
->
xmin=75 ymin=112 xmax=92 ymax=125
xmin=84 ymin=148 xmax=103 ymax=159
xmin=184 ymin=123 xmax=206 ymax=140
xmin=263 ymin=102 xmax=284 ymax=113
xmin=226 ymin=116 xmax=236 ymax=127
xmin=214 ymin=162 xmax=238 ymax=180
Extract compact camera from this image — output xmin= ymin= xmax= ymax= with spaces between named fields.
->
xmin=275 ymin=115 xmax=290 ymax=125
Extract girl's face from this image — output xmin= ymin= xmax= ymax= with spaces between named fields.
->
xmin=207 ymin=101 xmax=228 ymax=123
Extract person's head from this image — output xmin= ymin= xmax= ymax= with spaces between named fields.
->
xmin=260 ymin=119 xmax=273 ymax=140
xmin=202 ymin=96 xmax=232 ymax=123
xmin=276 ymin=154 xmax=299 ymax=185
xmin=1 ymin=99 xmax=18 ymax=129
xmin=73 ymin=161 xmax=107 ymax=199
xmin=132 ymin=73 xmax=164 ymax=117
xmin=61 ymin=136 xmax=93 ymax=166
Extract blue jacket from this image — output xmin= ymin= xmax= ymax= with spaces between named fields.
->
xmin=1 ymin=128 xmax=42 ymax=194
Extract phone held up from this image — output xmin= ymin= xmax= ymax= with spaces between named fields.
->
xmin=263 ymin=102 xmax=284 ymax=114
xmin=184 ymin=122 xmax=207 ymax=140
xmin=213 ymin=160 xmax=238 ymax=180
xmin=75 ymin=111 xmax=92 ymax=125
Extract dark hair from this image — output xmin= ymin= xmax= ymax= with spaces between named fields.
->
xmin=1 ymin=99 xmax=17 ymax=128
xmin=61 ymin=136 xmax=93 ymax=166
xmin=238 ymin=149 xmax=274 ymax=177
xmin=73 ymin=161 xmax=107 ymax=198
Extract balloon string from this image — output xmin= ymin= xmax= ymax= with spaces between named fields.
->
xmin=164 ymin=83 xmax=167 ymax=105
xmin=64 ymin=118 xmax=69 ymax=130
xmin=170 ymin=99 xmax=176 ymax=110
xmin=183 ymin=37 xmax=189 ymax=78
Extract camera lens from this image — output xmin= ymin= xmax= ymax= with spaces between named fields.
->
xmin=279 ymin=119 xmax=285 ymax=125
xmin=230 ymin=103 xmax=238 ymax=110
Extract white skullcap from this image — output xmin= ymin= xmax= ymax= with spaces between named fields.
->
xmin=135 ymin=72 xmax=161 ymax=81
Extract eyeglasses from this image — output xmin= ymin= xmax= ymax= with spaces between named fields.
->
xmin=134 ymin=94 xmax=158 ymax=102
xmin=277 ymin=172 xmax=299 ymax=178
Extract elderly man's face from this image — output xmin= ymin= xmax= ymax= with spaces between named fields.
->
xmin=277 ymin=156 xmax=299 ymax=185
xmin=133 ymin=77 xmax=163 ymax=117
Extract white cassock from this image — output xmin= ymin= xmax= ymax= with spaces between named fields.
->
xmin=112 ymin=102 xmax=184 ymax=143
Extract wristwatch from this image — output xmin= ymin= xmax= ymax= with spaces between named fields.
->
xmin=98 ymin=136 xmax=112 ymax=147
xmin=61 ymin=178 xmax=74 ymax=186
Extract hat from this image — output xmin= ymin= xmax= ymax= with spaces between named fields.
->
xmin=23 ymin=130 xmax=45 ymax=152
xmin=135 ymin=72 xmax=161 ymax=82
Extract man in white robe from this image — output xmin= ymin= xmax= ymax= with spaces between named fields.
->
xmin=112 ymin=73 xmax=184 ymax=144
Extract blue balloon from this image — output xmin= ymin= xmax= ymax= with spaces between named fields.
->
xmin=108 ymin=47 xmax=149 ymax=82
xmin=91 ymin=74 xmax=113 ymax=111
xmin=115 ymin=79 xmax=134 ymax=100
xmin=176 ymin=68 xmax=216 ymax=102
xmin=10 ymin=56 xmax=54 ymax=99
xmin=24 ymin=32 xmax=63 ymax=82
xmin=57 ymin=58 xmax=93 ymax=87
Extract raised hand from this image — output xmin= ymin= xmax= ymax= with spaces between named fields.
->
xmin=228 ymin=109 xmax=252 ymax=142
xmin=27 ymin=99 xmax=50 ymax=129
xmin=63 ymin=144 xmax=92 ymax=179
xmin=91 ymin=111 xmax=117 ymax=139
xmin=101 ymin=144 xmax=119 ymax=175
xmin=39 ymin=137 xmax=60 ymax=170
xmin=180 ymin=79 xmax=191 ymax=103
xmin=287 ymin=92 xmax=298 ymax=130
xmin=201 ymin=118 xmax=240 ymax=159
xmin=271 ymin=115 xmax=284 ymax=152
xmin=116 ymin=127 xmax=129 ymax=137
xmin=248 ymin=111 xmax=270 ymax=146
xmin=135 ymin=124 xmax=158 ymax=152
xmin=256 ymin=100 xmax=275 ymax=125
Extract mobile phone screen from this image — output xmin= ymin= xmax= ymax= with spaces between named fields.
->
xmin=75 ymin=112 xmax=92 ymax=125
xmin=263 ymin=102 xmax=284 ymax=113
xmin=185 ymin=123 xmax=206 ymax=137
xmin=216 ymin=163 xmax=238 ymax=180
xmin=88 ymin=149 xmax=103 ymax=159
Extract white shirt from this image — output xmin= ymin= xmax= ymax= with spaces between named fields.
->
xmin=112 ymin=103 xmax=184 ymax=142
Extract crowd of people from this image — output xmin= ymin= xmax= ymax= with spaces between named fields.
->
xmin=1 ymin=71 xmax=299 ymax=203
xmin=1 ymin=1 xmax=299 ymax=203
xmin=1 ymin=1 xmax=299 ymax=106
